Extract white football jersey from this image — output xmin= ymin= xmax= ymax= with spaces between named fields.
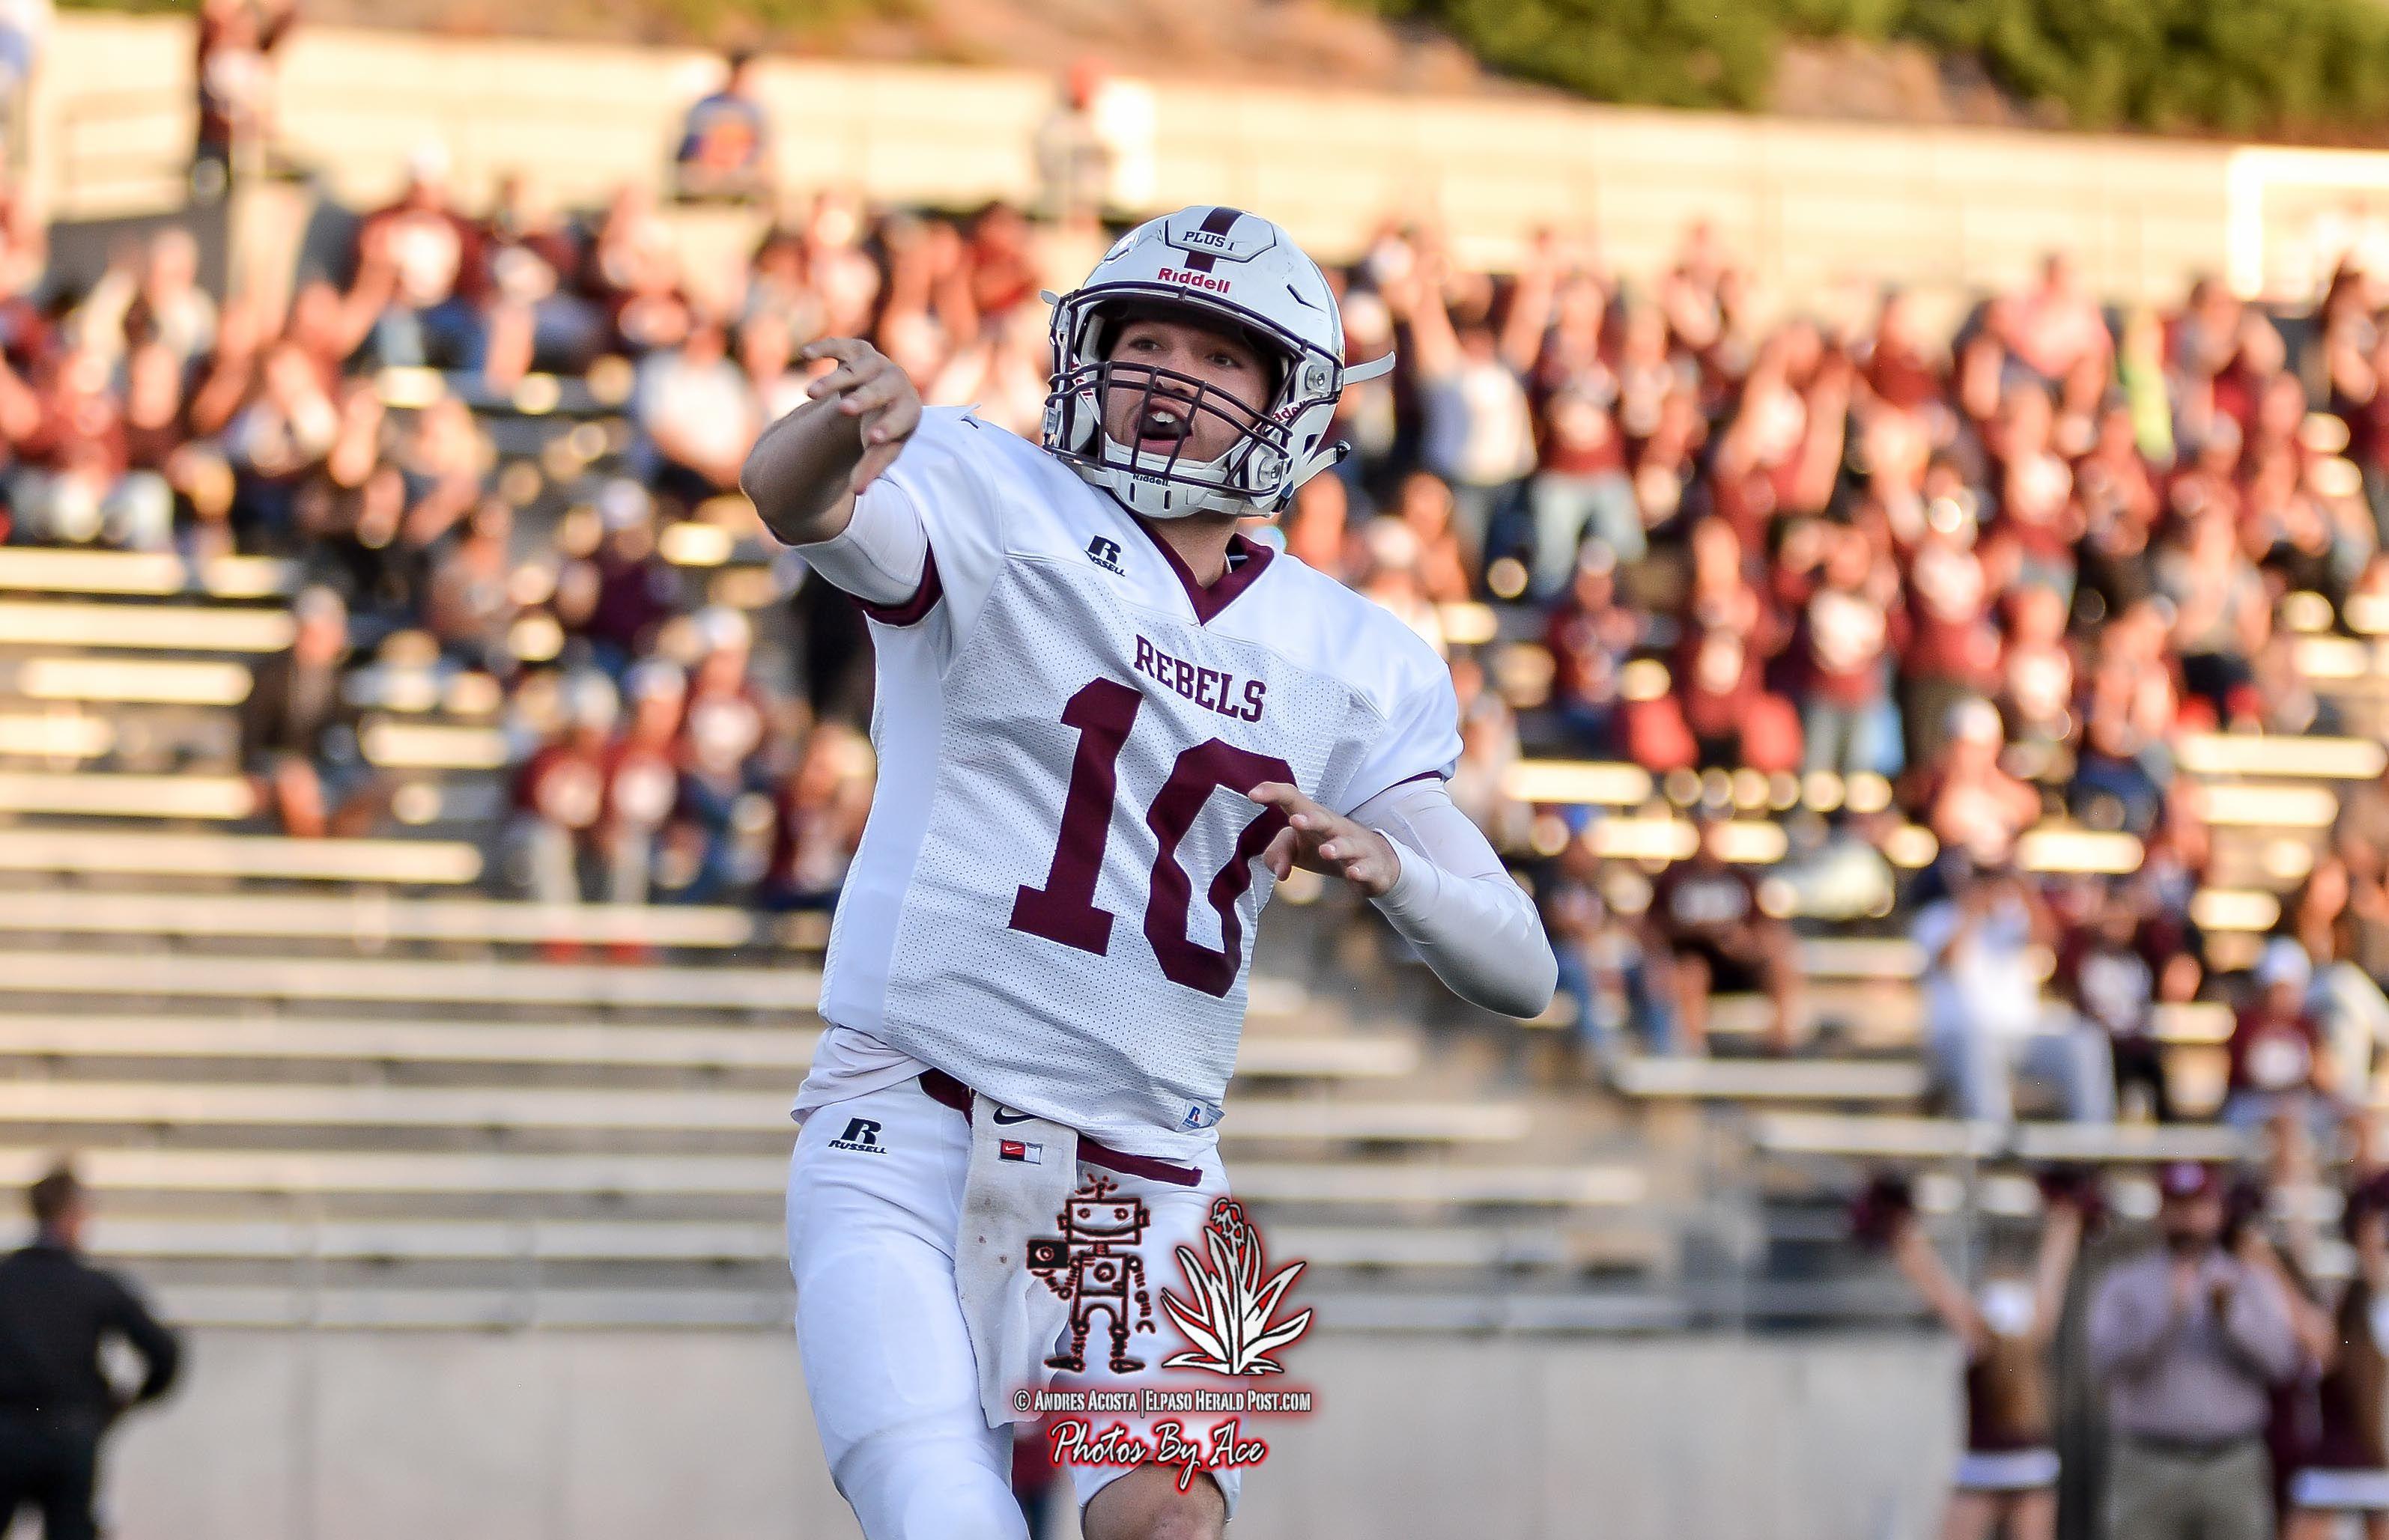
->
xmin=811 ymin=409 xmax=1460 ymax=1160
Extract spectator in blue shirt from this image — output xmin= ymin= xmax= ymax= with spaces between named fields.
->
xmin=673 ymin=52 xmax=774 ymax=203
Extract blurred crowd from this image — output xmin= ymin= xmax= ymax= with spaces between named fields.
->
xmin=6 ymin=58 xmax=2389 ymax=1127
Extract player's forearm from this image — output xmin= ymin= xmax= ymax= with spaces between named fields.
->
xmin=741 ymin=398 xmax=865 ymax=547
xmin=1368 ymin=838 xmax=1557 ymax=1018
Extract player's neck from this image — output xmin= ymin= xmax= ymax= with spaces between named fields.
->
xmin=1135 ymin=511 xmax=1242 ymax=588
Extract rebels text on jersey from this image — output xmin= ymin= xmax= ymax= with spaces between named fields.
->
xmin=811 ymin=409 xmax=1459 ymax=1162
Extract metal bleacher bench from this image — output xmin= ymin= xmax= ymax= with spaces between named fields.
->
xmin=0 ymin=1079 xmax=1532 ymax=1146
xmin=1612 ymin=1059 xmax=1931 ymax=1103
xmin=0 ymin=829 xmax=484 ymax=883
xmin=1750 ymin=1111 xmax=2250 ymax=1163
xmin=0 ymin=548 xmax=296 ymax=600
xmin=0 ymin=770 xmax=255 ymax=818
xmin=0 ymin=1147 xmax=1642 ymax=1210
xmin=0 ymin=889 xmax=771 ymax=949
xmin=0 ymin=1011 xmax=1418 ymax=1083
xmin=0 ymin=947 xmax=819 ymax=1012
xmin=0 ymin=600 xmax=295 ymax=652
xmin=0 ymin=656 xmax=254 ymax=705
xmin=76 ymin=1216 xmax=1631 ymax=1273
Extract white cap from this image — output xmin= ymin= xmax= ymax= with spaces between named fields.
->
xmin=625 ymin=657 xmax=687 ymax=702
xmin=407 ymin=139 xmax=453 ymax=185
xmin=2257 ymin=936 xmax=2313 ymax=993
xmin=561 ymin=671 xmax=621 ymax=732
xmin=597 ymin=478 xmax=653 ymax=532
xmin=693 ymin=605 xmax=751 ymax=655
xmin=1946 ymin=696 xmax=2003 ymax=746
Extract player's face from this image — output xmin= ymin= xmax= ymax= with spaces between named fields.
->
xmin=1102 ymin=315 xmax=1270 ymax=468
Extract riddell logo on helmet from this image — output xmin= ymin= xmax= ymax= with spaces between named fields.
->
xmin=1159 ymin=267 xmax=1231 ymax=296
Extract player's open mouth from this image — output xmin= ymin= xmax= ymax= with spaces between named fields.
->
xmin=1134 ymin=402 xmax=1195 ymax=452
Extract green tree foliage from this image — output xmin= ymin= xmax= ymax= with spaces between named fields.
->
xmin=1364 ymin=0 xmax=2389 ymax=139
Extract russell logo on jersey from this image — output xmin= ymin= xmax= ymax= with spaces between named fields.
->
xmin=1085 ymin=536 xmax=1127 ymax=575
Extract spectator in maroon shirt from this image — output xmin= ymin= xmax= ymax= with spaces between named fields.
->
xmin=1997 ymin=583 xmax=2075 ymax=763
xmin=1708 ymin=328 xmax=1851 ymax=553
xmin=2004 ymin=252 xmax=2112 ymax=386
xmin=1642 ymin=803 xmax=1800 ymax=1054
xmin=1860 ymin=287 xmax=1946 ymax=416
xmin=555 ymin=481 xmax=682 ymax=674
xmin=1910 ymin=697 xmax=2042 ymax=871
xmin=756 ymin=722 xmax=875 ymax=914
xmin=506 ymin=672 xmax=625 ymax=946
xmin=1543 ymin=542 xmax=1639 ymax=754
xmin=1794 ymin=524 xmax=1906 ymax=778
xmin=1900 ymin=502 xmax=2003 ymax=773
xmin=1628 ymin=518 xmax=1800 ymax=773
xmin=2070 ymin=598 xmax=2178 ymax=833
xmin=2282 ymin=856 xmax=2389 ymax=1113
xmin=1984 ymin=382 xmax=2083 ymax=605
xmin=2281 ymin=1170 xmax=2389 ymax=1536
xmin=352 ymin=143 xmax=489 ymax=371
xmin=192 ymin=0 xmax=294 ymax=187
xmin=598 ymin=658 xmax=688 ymax=923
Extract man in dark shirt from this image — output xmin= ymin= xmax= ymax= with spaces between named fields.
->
xmin=1644 ymin=802 xmax=1801 ymax=1055
xmin=0 ymin=1164 xmax=180 ymax=1540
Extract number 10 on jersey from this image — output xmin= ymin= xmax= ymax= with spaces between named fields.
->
xmin=1009 ymin=678 xmax=1294 ymax=999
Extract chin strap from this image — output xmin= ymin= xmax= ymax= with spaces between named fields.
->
xmin=1342 ymin=350 xmax=1397 ymax=383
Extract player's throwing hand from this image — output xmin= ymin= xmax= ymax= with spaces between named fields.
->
xmin=1248 ymin=782 xmax=1400 ymax=897
xmin=801 ymin=337 xmax=923 ymax=493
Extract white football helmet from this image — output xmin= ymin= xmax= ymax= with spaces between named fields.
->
xmin=1040 ymin=206 xmax=1394 ymax=520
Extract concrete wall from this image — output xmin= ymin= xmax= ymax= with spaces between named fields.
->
xmin=39 ymin=18 xmax=2389 ymax=313
xmin=28 ymin=18 xmax=2389 ymax=310
xmin=32 ymin=13 xmax=2389 ymax=310
xmin=77 ymin=1327 xmax=1955 ymax=1540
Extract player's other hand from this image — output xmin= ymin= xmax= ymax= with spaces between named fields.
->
xmin=1248 ymin=782 xmax=1400 ymax=898
xmin=801 ymin=337 xmax=923 ymax=494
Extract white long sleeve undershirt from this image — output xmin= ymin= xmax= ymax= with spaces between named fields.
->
xmin=1349 ymin=776 xmax=1558 ymax=1020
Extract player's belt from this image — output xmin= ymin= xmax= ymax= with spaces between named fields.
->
xmin=917 ymin=1069 xmax=1201 ymax=1187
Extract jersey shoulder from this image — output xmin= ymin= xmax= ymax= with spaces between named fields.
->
xmin=1246 ymin=550 xmax=1451 ymax=717
xmin=902 ymin=407 xmax=1112 ymax=549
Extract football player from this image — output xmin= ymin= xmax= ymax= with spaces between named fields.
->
xmin=746 ymin=206 xmax=1557 ymax=1540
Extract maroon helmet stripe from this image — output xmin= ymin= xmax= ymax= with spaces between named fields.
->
xmin=1179 ymin=205 xmax=1244 ymax=273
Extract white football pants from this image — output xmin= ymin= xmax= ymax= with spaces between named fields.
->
xmin=786 ymin=1076 xmax=1244 ymax=1538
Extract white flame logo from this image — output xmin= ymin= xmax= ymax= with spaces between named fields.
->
xmin=1158 ymin=1198 xmax=1313 ymax=1376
